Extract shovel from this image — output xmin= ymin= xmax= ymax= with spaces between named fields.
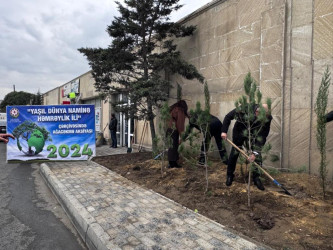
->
xmin=154 ymin=150 xmax=167 ymax=160
xmin=226 ymin=138 xmax=292 ymax=196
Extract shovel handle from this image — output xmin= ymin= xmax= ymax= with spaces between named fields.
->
xmin=226 ymin=138 xmax=275 ymax=182
xmin=226 ymin=138 xmax=292 ymax=196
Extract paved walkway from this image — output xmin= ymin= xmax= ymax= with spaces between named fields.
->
xmin=40 ymin=145 xmax=269 ymax=250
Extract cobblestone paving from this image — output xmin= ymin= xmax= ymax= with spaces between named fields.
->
xmin=43 ymin=146 xmax=269 ymax=250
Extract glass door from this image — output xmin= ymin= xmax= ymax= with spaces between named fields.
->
xmin=116 ymin=113 xmax=121 ymax=147
xmin=115 ymin=93 xmax=132 ymax=147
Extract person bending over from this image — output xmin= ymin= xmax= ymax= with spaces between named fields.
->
xmin=167 ymin=100 xmax=189 ymax=168
xmin=221 ymin=104 xmax=272 ymax=190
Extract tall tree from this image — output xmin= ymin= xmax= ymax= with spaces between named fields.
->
xmin=0 ymin=91 xmax=35 ymax=111
xmin=32 ymin=90 xmax=43 ymax=105
xmin=79 ymin=0 xmax=204 ymax=150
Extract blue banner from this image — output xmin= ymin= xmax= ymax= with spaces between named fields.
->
xmin=6 ymin=105 xmax=96 ymax=161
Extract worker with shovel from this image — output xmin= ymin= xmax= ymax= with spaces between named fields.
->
xmin=221 ymin=104 xmax=272 ymax=190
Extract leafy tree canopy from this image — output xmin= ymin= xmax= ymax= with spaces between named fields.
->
xmin=12 ymin=120 xmax=51 ymax=142
xmin=0 ymin=91 xmax=42 ymax=112
xmin=79 ymin=0 xmax=204 ymax=150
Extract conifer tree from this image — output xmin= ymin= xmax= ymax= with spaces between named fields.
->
xmin=315 ymin=66 xmax=331 ymax=198
xmin=79 ymin=0 xmax=204 ymax=151
xmin=154 ymin=102 xmax=171 ymax=176
xmin=180 ymin=82 xmax=211 ymax=192
xmin=32 ymin=90 xmax=43 ymax=105
xmin=234 ymin=72 xmax=272 ymax=206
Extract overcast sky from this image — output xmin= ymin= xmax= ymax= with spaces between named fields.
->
xmin=0 ymin=0 xmax=213 ymax=100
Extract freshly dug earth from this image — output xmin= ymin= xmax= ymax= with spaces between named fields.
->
xmin=93 ymin=152 xmax=333 ymax=250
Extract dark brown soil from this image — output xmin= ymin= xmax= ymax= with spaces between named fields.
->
xmin=93 ymin=152 xmax=333 ymax=250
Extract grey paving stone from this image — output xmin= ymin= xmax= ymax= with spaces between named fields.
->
xmin=40 ymin=145 xmax=270 ymax=250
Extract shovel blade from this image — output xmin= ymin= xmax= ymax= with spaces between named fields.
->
xmin=281 ymin=185 xmax=292 ymax=196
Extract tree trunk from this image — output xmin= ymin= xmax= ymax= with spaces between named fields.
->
xmin=146 ymin=98 xmax=157 ymax=152
xmin=149 ymin=118 xmax=156 ymax=152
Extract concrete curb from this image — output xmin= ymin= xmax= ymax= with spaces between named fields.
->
xmin=40 ymin=163 xmax=119 ymax=250
xmin=40 ymin=159 xmax=271 ymax=250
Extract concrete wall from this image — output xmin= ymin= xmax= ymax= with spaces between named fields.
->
xmin=171 ymin=0 xmax=286 ymax=168
xmin=281 ymin=0 xmax=333 ymax=177
xmin=167 ymin=0 xmax=333 ymax=177
xmin=79 ymin=71 xmax=99 ymax=100
xmin=310 ymin=0 xmax=333 ymax=177
xmin=43 ymin=88 xmax=59 ymax=105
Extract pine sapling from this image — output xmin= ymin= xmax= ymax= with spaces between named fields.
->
xmin=155 ymin=102 xmax=172 ymax=177
xmin=180 ymin=82 xmax=212 ymax=193
xmin=234 ymin=72 xmax=272 ymax=207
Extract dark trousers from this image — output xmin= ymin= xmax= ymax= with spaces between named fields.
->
xmin=110 ymin=129 xmax=117 ymax=147
xmin=167 ymin=128 xmax=179 ymax=162
xmin=227 ymin=136 xmax=261 ymax=178
xmin=199 ymin=133 xmax=228 ymax=162
xmin=326 ymin=110 xmax=333 ymax=123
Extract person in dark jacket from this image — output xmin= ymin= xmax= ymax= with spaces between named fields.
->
xmin=221 ymin=104 xmax=272 ymax=190
xmin=167 ymin=100 xmax=189 ymax=168
xmin=325 ymin=110 xmax=333 ymax=123
xmin=183 ymin=114 xmax=228 ymax=165
xmin=109 ymin=113 xmax=118 ymax=148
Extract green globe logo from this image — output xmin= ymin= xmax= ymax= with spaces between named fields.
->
xmin=12 ymin=120 xmax=52 ymax=156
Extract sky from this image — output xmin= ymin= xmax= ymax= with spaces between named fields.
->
xmin=0 ymin=0 xmax=213 ymax=101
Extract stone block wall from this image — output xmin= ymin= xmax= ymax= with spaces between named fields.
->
xmin=43 ymin=87 xmax=60 ymax=105
xmin=171 ymin=0 xmax=333 ymax=177
xmin=310 ymin=0 xmax=333 ymax=177
xmin=173 ymin=0 xmax=286 ymax=168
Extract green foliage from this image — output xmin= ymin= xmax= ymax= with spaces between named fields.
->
xmin=204 ymin=81 xmax=210 ymax=112
xmin=12 ymin=120 xmax=52 ymax=142
xmin=180 ymin=83 xmax=211 ymax=192
xmin=235 ymin=73 xmax=271 ymax=153
xmin=78 ymin=0 xmax=204 ymax=150
xmin=177 ymin=83 xmax=182 ymax=101
xmin=265 ymin=166 xmax=280 ymax=176
xmin=269 ymin=154 xmax=280 ymax=162
xmin=295 ymin=165 xmax=307 ymax=173
xmin=32 ymin=90 xmax=43 ymax=105
xmin=181 ymin=101 xmax=211 ymax=158
xmin=154 ymin=102 xmax=172 ymax=174
xmin=0 ymin=91 xmax=40 ymax=111
xmin=234 ymin=72 xmax=274 ymax=206
xmin=206 ymin=190 xmax=213 ymax=197
xmin=12 ymin=120 xmax=52 ymax=154
xmin=315 ymin=66 xmax=331 ymax=198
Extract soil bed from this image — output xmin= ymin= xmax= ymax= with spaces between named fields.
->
xmin=93 ymin=152 xmax=333 ymax=250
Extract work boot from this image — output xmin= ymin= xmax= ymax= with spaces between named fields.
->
xmin=167 ymin=161 xmax=175 ymax=168
xmin=168 ymin=161 xmax=182 ymax=169
xmin=174 ymin=162 xmax=182 ymax=168
xmin=226 ymin=175 xmax=234 ymax=186
xmin=198 ymin=156 xmax=205 ymax=165
xmin=253 ymin=176 xmax=265 ymax=191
